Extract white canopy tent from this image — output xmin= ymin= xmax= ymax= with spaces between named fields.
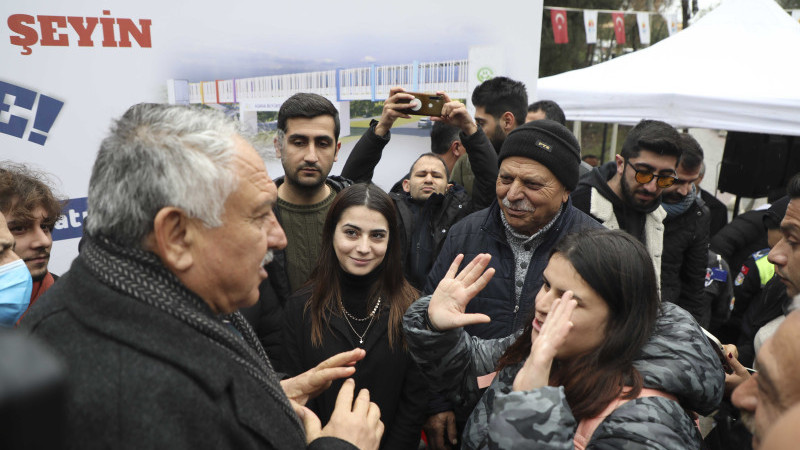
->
xmin=537 ymin=0 xmax=800 ymax=137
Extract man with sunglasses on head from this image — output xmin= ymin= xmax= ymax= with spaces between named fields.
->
xmin=571 ymin=119 xmax=683 ymax=290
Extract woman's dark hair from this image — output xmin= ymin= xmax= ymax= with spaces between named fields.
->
xmin=305 ymin=183 xmax=417 ymax=349
xmin=497 ymin=229 xmax=660 ymax=421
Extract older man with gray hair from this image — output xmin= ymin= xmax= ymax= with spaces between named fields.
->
xmin=22 ymin=104 xmax=382 ymax=450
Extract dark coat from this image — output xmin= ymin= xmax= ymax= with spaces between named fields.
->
xmin=283 ymin=287 xmax=427 ymax=450
xmin=710 ymin=209 xmax=770 ymax=274
xmin=341 ymin=122 xmax=498 ymax=290
xmin=21 ymin=257 xmax=354 ymax=450
xmin=661 ymin=196 xmax=712 ymax=325
xmin=423 ymin=199 xmax=602 ymax=340
xmin=700 ymin=188 xmax=729 ymax=238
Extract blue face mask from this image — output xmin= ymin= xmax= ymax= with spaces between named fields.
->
xmin=0 ymin=258 xmax=33 ymax=327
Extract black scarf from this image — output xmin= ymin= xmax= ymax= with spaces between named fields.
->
xmin=81 ymin=233 xmax=304 ymax=438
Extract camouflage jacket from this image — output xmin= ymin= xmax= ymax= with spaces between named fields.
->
xmin=403 ymin=298 xmax=724 ymax=449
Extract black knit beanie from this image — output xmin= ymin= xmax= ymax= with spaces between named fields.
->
xmin=498 ymin=119 xmax=581 ymax=191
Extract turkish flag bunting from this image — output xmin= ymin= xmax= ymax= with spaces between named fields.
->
xmin=612 ymin=12 xmax=626 ymax=44
xmin=551 ymin=9 xmax=568 ymax=44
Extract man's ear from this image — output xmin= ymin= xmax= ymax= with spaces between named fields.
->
xmin=450 ymin=141 xmax=462 ymax=158
xmin=501 ymin=111 xmax=516 ymax=132
xmin=333 ymin=141 xmax=341 ymax=162
xmin=149 ymin=207 xmax=195 ymax=273
xmin=274 ymin=136 xmax=282 ymax=158
xmin=402 ymin=179 xmax=411 ymax=193
xmin=615 ymin=154 xmax=625 ymax=176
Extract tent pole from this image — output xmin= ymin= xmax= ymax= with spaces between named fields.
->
xmin=610 ymin=123 xmax=619 ymax=158
xmin=600 ymin=123 xmax=609 ymax=162
xmin=573 ymin=121 xmax=582 ymax=147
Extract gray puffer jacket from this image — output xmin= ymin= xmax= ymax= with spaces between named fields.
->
xmin=403 ymin=298 xmax=724 ymax=449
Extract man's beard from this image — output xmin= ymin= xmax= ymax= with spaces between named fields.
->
xmin=488 ymin=126 xmax=507 ymax=154
xmin=620 ymin=173 xmax=659 ymax=211
xmin=661 ymin=190 xmax=685 ymax=205
xmin=284 ymin=164 xmax=327 ymax=192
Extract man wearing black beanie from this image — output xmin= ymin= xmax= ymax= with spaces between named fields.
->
xmin=425 ymin=119 xmax=601 ymax=339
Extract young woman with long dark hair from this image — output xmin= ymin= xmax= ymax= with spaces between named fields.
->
xmin=404 ymin=229 xmax=724 ymax=448
xmin=283 ymin=183 xmax=426 ymax=450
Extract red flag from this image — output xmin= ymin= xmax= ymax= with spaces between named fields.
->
xmin=612 ymin=12 xmax=626 ymax=44
xmin=551 ymin=9 xmax=568 ymax=44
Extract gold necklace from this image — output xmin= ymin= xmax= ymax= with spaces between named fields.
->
xmin=339 ymin=297 xmax=381 ymax=345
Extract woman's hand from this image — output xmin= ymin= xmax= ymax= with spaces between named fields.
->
xmin=427 ymin=253 xmax=495 ymax=331
xmin=513 ymin=293 xmax=577 ymax=392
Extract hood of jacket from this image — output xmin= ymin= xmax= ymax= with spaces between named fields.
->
xmin=634 ymin=302 xmax=725 ymax=415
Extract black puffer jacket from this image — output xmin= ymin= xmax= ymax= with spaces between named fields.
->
xmin=341 ymin=122 xmax=497 ymax=289
xmin=661 ymin=196 xmax=711 ymax=325
xmin=710 ymin=209 xmax=769 ymax=273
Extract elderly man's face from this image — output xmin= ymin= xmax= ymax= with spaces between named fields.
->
xmin=496 ymin=156 xmax=569 ymax=236
xmin=769 ymin=198 xmax=800 ymax=297
xmin=732 ymin=312 xmax=800 ymax=449
xmin=191 ymin=136 xmax=287 ymax=314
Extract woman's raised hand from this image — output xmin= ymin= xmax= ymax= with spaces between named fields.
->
xmin=427 ymin=253 xmax=495 ymax=331
xmin=513 ymin=293 xmax=577 ymax=392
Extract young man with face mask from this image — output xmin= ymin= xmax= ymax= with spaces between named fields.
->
xmin=0 ymin=164 xmax=62 ymax=323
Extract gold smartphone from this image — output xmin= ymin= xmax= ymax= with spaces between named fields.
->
xmin=398 ymin=92 xmax=445 ymax=116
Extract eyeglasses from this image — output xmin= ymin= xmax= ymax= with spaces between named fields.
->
xmin=626 ymin=161 xmax=677 ymax=188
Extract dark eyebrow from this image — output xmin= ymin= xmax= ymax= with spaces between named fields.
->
xmin=632 ymin=162 xmax=675 ymax=175
xmin=342 ymin=223 xmax=362 ymax=231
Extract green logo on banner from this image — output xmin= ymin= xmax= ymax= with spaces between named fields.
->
xmin=476 ymin=67 xmax=494 ymax=82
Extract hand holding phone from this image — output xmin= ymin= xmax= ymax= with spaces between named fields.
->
xmin=397 ymin=92 xmax=445 ymax=116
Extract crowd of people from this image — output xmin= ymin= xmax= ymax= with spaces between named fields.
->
xmin=1 ymin=75 xmax=798 ymax=450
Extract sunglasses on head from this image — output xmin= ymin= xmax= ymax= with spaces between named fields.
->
xmin=627 ymin=162 xmax=677 ymax=188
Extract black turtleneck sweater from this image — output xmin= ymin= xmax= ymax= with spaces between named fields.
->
xmin=338 ymin=266 xmax=383 ymax=336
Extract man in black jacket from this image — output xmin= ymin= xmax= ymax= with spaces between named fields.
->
xmin=21 ymin=104 xmax=381 ymax=450
xmin=341 ymin=87 xmax=497 ymax=290
xmin=660 ymin=133 xmax=711 ymax=325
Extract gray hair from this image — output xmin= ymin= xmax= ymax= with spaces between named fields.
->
xmin=86 ymin=104 xmax=240 ymax=247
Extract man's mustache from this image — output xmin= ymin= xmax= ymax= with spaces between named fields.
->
xmin=502 ymin=197 xmax=535 ymax=212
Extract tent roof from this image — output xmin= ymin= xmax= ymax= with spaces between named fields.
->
xmin=537 ymin=0 xmax=800 ymax=136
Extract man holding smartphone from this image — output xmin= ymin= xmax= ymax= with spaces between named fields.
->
xmin=341 ymin=87 xmax=498 ymax=291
